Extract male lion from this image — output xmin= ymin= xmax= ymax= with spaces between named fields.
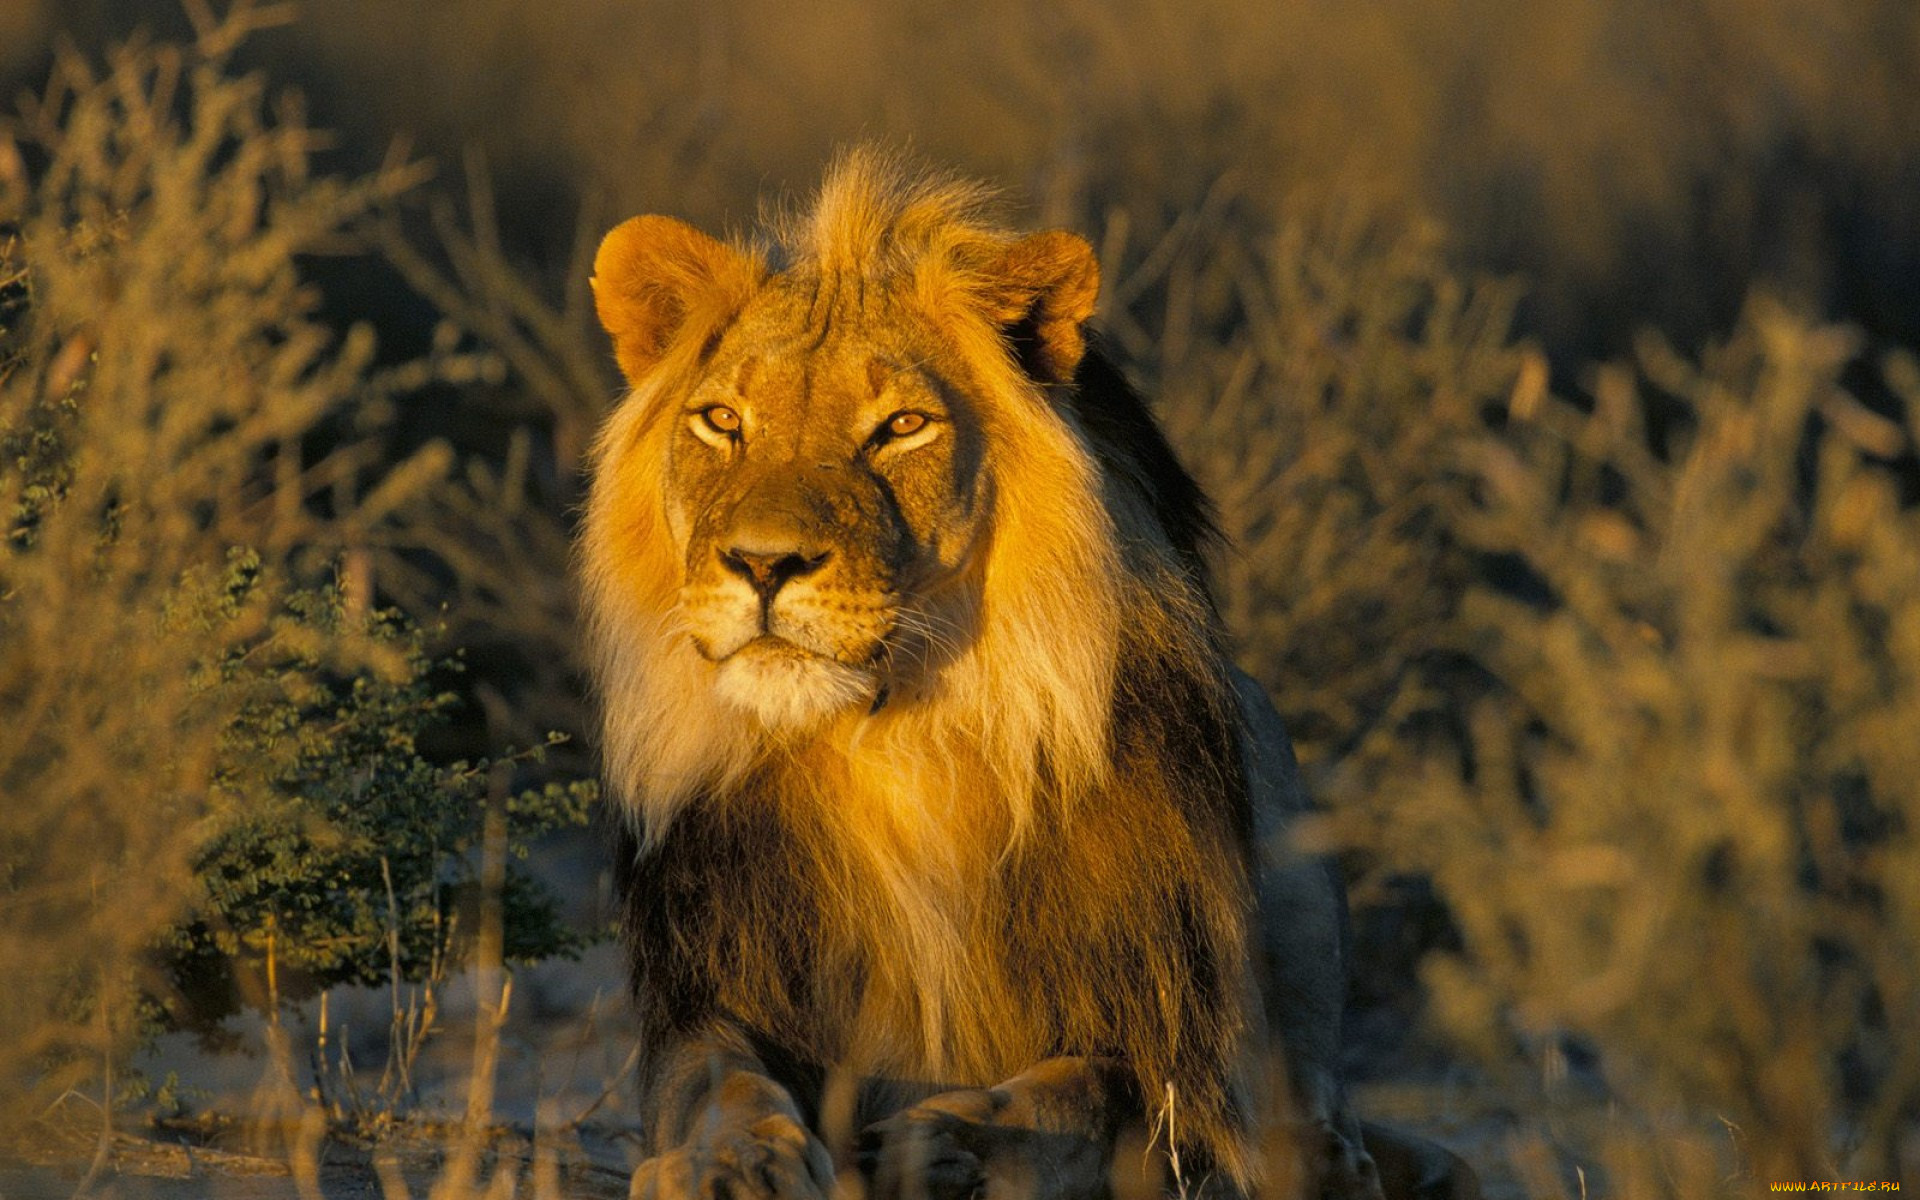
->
xmin=582 ymin=151 xmax=1473 ymax=1200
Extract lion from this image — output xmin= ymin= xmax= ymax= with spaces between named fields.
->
xmin=581 ymin=150 xmax=1475 ymax=1200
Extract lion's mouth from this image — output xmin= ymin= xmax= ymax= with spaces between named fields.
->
xmin=701 ymin=632 xmax=862 ymax=666
xmin=731 ymin=633 xmax=814 ymax=661
xmin=705 ymin=632 xmax=885 ymax=730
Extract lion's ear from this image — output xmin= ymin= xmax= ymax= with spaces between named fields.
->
xmin=976 ymin=231 xmax=1101 ymax=385
xmin=592 ymin=215 xmax=759 ymax=384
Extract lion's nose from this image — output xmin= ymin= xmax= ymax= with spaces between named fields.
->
xmin=719 ymin=543 xmax=830 ymax=600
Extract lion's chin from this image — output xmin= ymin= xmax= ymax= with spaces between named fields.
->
xmin=711 ymin=637 xmax=879 ymax=733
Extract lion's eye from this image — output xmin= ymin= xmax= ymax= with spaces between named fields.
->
xmin=699 ymin=405 xmax=742 ymax=436
xmin=883 ymin=411 xmax=929 ymax=439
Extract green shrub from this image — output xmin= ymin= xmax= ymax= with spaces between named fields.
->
xmin=159 ymin=552 xmax=595 ymax=1033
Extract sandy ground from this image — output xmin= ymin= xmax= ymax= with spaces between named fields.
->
xmin=0 ymin=1131 xmax=636 ymax=1200
xmin=2 ymin=1093 xmax=1510 ymax=1200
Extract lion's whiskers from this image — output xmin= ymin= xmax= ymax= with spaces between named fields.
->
xmin=888 ymin=608 xmax=967 ymax=671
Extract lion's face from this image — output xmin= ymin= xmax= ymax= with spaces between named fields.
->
xmin=663 ymin=283 xmax=989 ymax=730
xmin=585 ymin=181 xmax=1111 ymax=793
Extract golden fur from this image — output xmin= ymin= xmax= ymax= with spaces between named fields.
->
xmin=580 ymin=151 xmax=1406 ymax=1198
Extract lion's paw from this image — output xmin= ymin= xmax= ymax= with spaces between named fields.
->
xmin=858 ymin=1093 xmax=996 ymax=1200
xmin=632 ymin=1114 xmax=834 ymax=1200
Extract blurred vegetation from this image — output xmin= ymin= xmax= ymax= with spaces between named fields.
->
xmin=1316 ymin=305 xmax=1920 ymax=1189
xmin=1152 ymin=201 xmax=1524 ymax=767
xmin=17 ymin=0 xmax=1912 ymax=357
xmin=0 ymin=5 xmax=597 ymax=1142
xmin=1 ymin=0 xmax=1917 ymax=1194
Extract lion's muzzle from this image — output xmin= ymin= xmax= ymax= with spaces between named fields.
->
xmin=683 ymin=475 xmax=902 ymax=729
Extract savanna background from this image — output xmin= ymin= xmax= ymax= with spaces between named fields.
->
xmin=2 ymin=1 xmax=1917 ymax=1196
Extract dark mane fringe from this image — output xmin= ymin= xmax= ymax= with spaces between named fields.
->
xmin=1066 ymin=337 xmax=1223 ymax=593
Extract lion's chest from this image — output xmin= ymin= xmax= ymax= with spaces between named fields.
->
xmin=650 ymin=740 xmax=1201 ymax=1089
xmin=806 ymin=768 xmax=1051 ymax=1084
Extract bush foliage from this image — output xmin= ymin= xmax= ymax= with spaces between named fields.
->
xmin=1332 ymin=307 xmax=1920 ymax=1188
xmin=162 ymin=552 xmax=594 ymax=1032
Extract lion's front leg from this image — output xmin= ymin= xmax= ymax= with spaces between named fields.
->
xmin=859 ymin=1057 xmax=1132 ymax=1200
xmin=632 ymin=1032 xmax=835 ymax=1200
